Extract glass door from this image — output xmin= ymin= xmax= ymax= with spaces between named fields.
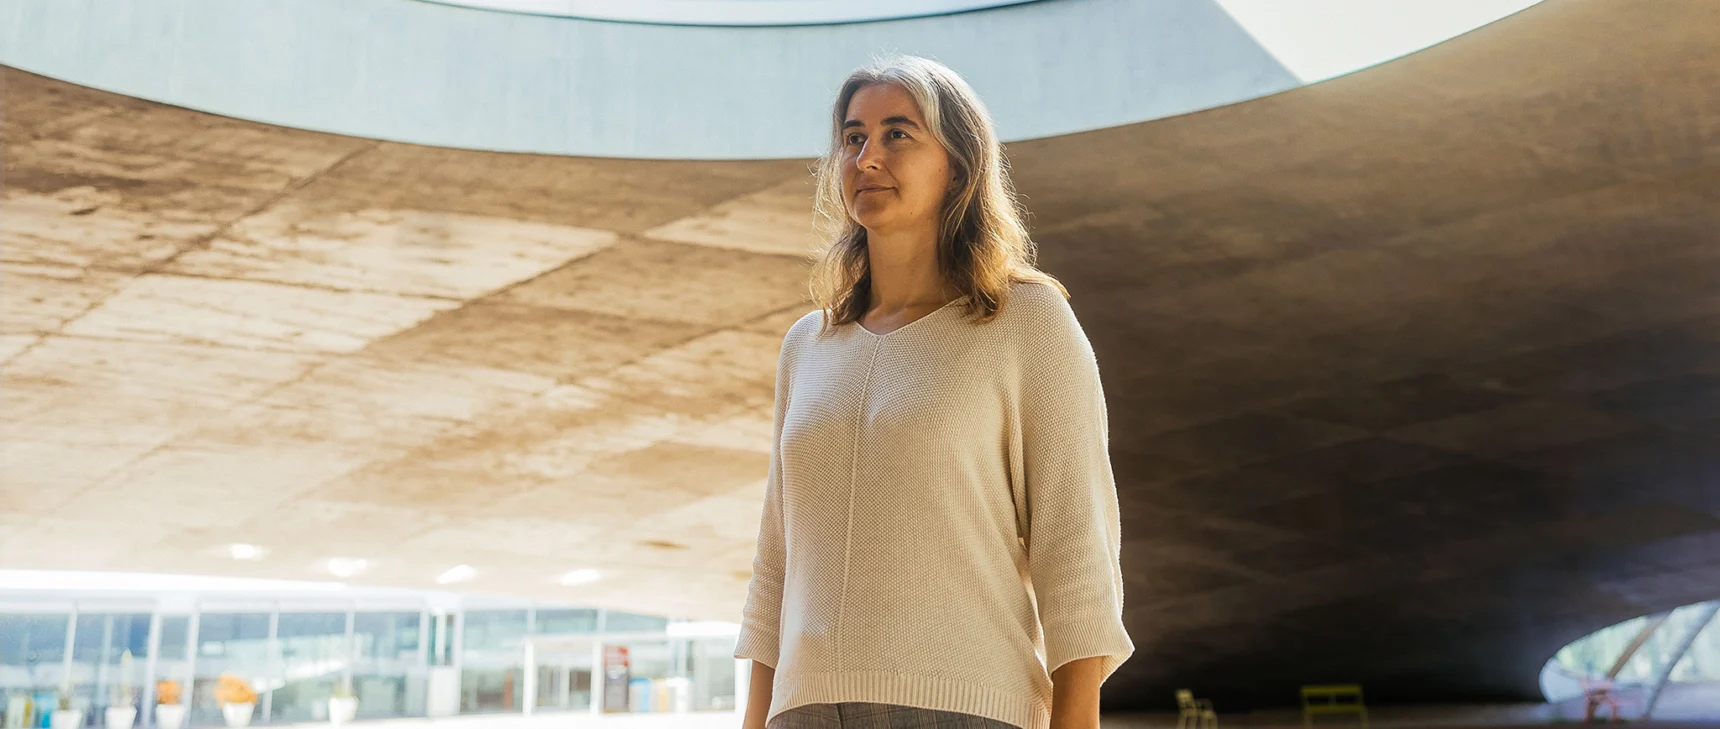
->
xmin=270 ymin=612 xmax=347 ymax=724
xmin=458 ymin=611 xmax=526 ymax=714
xmin=351 ymin=611 xmax=425 ymax=719
xmin=531 ymin=639 xmax=594 ymax=713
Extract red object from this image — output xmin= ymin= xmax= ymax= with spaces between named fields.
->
xmin=603 ymin=646 xmax=631 ymax=712
xmin=1580 ymin=677 xmax=1620 ymax=724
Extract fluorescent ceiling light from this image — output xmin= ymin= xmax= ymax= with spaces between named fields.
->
xmin=558 ymin=569 xmax=601 ymax=586
xmin=327 ymin=558 xmax=369 ymax=578
xmin=436 ymin=565 xmax=476 ymax=584
xmin=229 ymin=544 xmax=267 ymax=560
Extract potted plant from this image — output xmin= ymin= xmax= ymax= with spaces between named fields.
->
xmin=155 ymin=679 xmax=187 ymax=729
xmin=327 ymin=677 xmax=358 ymax=726
xmin=213 ymin=674 xmax=257 ymax=728
xmin=4 ymin=692 xmax=28 ymax=729
xmin=106 ymin=650 xmax=139 ymax=729
xmin=49 ymin=682 xmax=81 ymax=729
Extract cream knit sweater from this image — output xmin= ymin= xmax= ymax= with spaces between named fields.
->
xmin=734 ymin=280 xmax=1134 ymax=729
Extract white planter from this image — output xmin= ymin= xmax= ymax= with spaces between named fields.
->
xmin=156 ymin=704 xmax=188 ymax=729
xmin=106 ymin=705 xmax=138 ymax=728
xmin=328 ymin=696 xmax=358 ymax=726
xmin=50 ymin=709 xmax=83 ymax=729
xmin=222 ymin=702 xmax=255 ymax=728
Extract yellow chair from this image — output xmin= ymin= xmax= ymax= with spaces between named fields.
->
xmin=1177 ymin=689 xmax=1217 ymax=729
xmin=1301 ymin=685 xmax=1367 ymax=729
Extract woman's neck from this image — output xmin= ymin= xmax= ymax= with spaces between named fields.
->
xmin=865 ymin=227 xmax=956 ymax=309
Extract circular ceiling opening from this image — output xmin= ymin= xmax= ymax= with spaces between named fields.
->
xmin=415 ymin=0 xmax=1046 ymax=26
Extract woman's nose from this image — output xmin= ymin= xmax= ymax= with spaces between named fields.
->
xmin=857 ymin=140 xmax=884 ymax=169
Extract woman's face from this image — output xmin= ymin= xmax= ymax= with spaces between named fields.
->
xmin=840 ymin=83 xmax=956 ymax=237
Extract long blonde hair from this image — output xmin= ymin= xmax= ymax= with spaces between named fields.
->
xmin=809 ymin=55 xmax=1066 ymax=329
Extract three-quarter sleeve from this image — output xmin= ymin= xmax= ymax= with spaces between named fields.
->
xmin=1016 ymin=295 xmax=1135 ymax=684
xmin=733 ymin=333 xmax=794 ymax=669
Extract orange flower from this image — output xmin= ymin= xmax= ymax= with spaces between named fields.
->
xmin=156 ymin=679 xmax=183 ymax=705
xmin=213 ymin=674 xmax=257 ymax=705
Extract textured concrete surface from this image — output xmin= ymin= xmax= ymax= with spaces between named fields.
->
xmin=3 ymin=0 xmax=1719 ymax=715
xmin=1001 ymin=0 xmax=1720 ymax=710
xmin=0 ymin=64 xmax=814 ymax=619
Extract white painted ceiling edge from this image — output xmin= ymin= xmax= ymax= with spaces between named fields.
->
xmin=418 ymin=0 xmax=1047 ymax=25
xmin=1214 ymin=0 xmax=1544 ymax=83
xmin=0 ymin=0 xmax=1541 ymax=160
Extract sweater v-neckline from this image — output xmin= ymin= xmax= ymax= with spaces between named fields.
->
xmin=854 ymin=296 xmax=968 ymax=338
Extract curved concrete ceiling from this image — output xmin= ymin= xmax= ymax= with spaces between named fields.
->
xmin=417 ymin=0 xmax=1046 ymax=25
xmin=3 ymin=0 xmax=1718 ymax=714
xmin=0 ymin=0 xmax=1539 ymax=159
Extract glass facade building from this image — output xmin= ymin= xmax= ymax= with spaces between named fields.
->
xmin=0 ymin=583 xmax=739 ymax=727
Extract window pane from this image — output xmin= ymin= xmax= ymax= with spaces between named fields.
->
xmin=155 ymin=616 xmax=193 ymax=711
xmin=272 ymin=612 xmax=347 ymax=724
xmin=353 ymin=613 xmax=419 ymax=662
xmin=427 ymin=615 xmax=447 ymax=667
xmin=461 ymin=611 xmax=527 ymax=653
xmin=72 ymin=615 xmax=108 ymax=662
xmin=535 ymin=609 xmax=597 ymax=635
xmin=197 ymin=614 xmax=271 ymax=660
xmin=157 ymin=617 xmax=191 ymax=662
xmin=353 ymin=612 xmax=425 ymax=718
xmin=603 ymin=612 xmax=668 ymax=634
xmin=531 ymin=638 xmax=594 ymax=713
xmin=460 ymin=611 xmax=527 ymax=715
xmin=458 ymin=666 xmax=523 ymax=714
xmin=689 ymin=637 xmax=737 ymax=712
xmin=191 ymin=613 xmax=270 ymax=727
xmin=1671 ymin=607 xmax=1719 ymax=682
xmin=604 ymin=639 xmax=675 ymax=713
xmin=70 ymin=613 xmax=151 ymax=715
xmin=0 ymin=614 xmax=69 ymax=696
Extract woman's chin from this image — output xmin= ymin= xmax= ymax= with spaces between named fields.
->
xmin=850 ymin=208 xmax=893 ymax=230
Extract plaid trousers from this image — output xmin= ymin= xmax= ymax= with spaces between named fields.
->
xmin=768 ymin=702 xmax=1023 ymax=729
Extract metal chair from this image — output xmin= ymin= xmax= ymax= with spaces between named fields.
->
xmin=1177 ymin=689 xmax=1217 ymax=729
xmin=1580 ymin=676 xmax=1621 ymax=724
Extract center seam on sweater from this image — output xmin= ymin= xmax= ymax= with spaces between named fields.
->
xmin=836 ymin=337 xmax=882 ymax=673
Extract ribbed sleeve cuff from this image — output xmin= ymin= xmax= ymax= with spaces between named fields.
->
xmin=733 ymin=623 xmax=781 ymax=669
xmin=1042 ymin=616 xmax=1134 ymax=684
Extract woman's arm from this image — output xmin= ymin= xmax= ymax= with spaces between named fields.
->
xmin=1015 ymin=290 xmax=1136 ymax=692
xmin=1051 ymin=656 xmax=1106 ymax=729
xmin=741 ymin=661 xmax=776 ymax=729
xmin=735 ymin=319 xmax=804 ymax=729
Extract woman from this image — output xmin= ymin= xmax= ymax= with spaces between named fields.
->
xmin=734 ymin=55 xmax=1134 ymax=729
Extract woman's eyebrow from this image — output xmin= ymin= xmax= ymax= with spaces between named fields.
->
xmin=843 ymin=116 xmax=922 ymax=130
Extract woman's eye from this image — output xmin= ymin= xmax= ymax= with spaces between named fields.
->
xmin=846 ymin=130 xmax=907 ymax=145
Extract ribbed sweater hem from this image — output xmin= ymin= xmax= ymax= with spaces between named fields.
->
xmin=770 ymin=670 xmax=1045 ymax=729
